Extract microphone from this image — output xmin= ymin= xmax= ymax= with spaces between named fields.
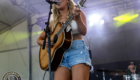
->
xmin=46 ymin=0 xmax=59 ymax=5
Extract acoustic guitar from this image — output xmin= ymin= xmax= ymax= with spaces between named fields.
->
xmin=39 ymin=0 xmax=87 ymax=71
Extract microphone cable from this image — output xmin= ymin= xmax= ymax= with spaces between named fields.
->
xmin=43 ymin=70 xmax=47 ymax=80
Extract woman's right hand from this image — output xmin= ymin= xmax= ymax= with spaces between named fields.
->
xmin=45 ymin=39 xmax=54 ymax=47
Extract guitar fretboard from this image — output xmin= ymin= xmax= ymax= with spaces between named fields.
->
xmin=57 ymin=13 xmax=75 ymax=36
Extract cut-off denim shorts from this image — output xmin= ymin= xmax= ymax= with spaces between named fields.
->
xmin=60 ymin=40 xmax=93 ymax=71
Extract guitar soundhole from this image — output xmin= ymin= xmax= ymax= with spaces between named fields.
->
xmin=53 ymin=34 xmax=58 ymax=44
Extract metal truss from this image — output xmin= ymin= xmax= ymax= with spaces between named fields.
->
xmin=0 ymin=20 xmax=10 ymax=26
xmin=83 ymin=0 xmax=140 ymax=12
xmin=35 ymin=16 xmax=48 ymax=30
xmin=8 ymin=0 xmax=50 ymax=30
xmin=9 ymin=0 xmax=40 ymax=14
xmin=9 ymin=0 xmax=140 ymax=14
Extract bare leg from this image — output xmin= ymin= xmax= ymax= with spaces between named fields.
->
xmin=54 ymin=66 xmax=71 ymax=80
xmin=71 ymin=64 xmax=90 ymax=80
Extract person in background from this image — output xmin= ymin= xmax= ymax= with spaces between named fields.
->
xmin=127 ymin=62 xmax=136 ymax=74
xmin=123 ymin=62 xmax=137 ymax=80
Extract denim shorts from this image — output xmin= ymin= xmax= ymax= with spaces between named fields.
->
xmin=60 ymin=40 xmax=93 ymax=71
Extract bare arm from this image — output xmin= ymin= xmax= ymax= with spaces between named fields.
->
xmin=74 ymin=6 xmax=87 ymax=35
xmin=37 ymin=30 xmax=46 ymax=46
xmin=76 ymin=11 xmax=87 ymax=35
xmin=37 ymin=21 xmax=52 ymax=46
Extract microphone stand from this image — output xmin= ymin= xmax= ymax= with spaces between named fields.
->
xmin=103 ymin=71 xmax=105 ymax=80
xmin=110 ymin=73 xmax=118 ymax=80
xmin=43 ymin=1 xmax=58 ymax=80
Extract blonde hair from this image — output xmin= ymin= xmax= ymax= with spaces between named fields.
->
xmin=51 ymin=0 xmax=75 ymax=31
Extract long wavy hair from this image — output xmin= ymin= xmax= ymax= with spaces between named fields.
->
xmin=51 ymin=0 xmax=75 ymax=31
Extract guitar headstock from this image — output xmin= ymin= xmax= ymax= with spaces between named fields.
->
xmin=77 ymin=0 xmax=86 ymax=8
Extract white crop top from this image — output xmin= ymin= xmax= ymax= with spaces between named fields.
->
xmin=67 ymin=20 xmax=79 ymax=34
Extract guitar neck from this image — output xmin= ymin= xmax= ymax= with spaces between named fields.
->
xmin=57 ymin=13 xmax=75 ymax=36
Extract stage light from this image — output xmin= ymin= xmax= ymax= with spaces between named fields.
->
xmin=88 ymin=14 xmax=102 ymax=27
xmin=37 ymin=31 xmax=43 ymax=34
xmin=113 ymin=14 xmax=139 ymax=22
xmin=113 ymin=13 xmax=139 ymax=27
xmin=100 ymin=20 xmax=105 ymax=24
xmin=89 ymin=14 xmax=101 ymax=22
xmin=89 ymin=22 xmax=94 ymax=27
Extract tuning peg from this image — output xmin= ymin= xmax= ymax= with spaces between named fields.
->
xmin=77 ymin=1 xmax=82 ymax=8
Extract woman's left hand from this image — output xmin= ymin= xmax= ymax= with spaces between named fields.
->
xmin=73 ymin=5 xmax=81 ymax=20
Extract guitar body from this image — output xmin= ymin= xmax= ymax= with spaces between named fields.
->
xmin=39 ymin=22 xmax=73 ymax=71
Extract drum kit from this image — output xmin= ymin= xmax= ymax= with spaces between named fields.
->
xmin=96 ymin=64 xmax=140 ymax=80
